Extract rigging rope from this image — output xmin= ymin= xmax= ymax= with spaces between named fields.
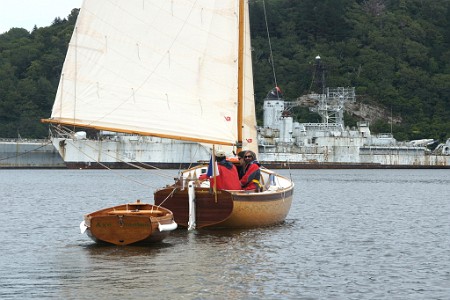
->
xmin=77 ymin=135 xmax=203 ymax=177
xmin=68 ymin=138 xmax=175 ymax=182
xmin=262 ymin=0 xmax=278 ymax=88
xmin=65 ymin=142 xmax=164 ymax=188
xmin=154 ymin=187 xmax=178 ymax=209
xmin=51 ymin=126 xmax=210 ymax=190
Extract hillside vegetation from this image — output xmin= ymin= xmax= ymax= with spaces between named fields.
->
xmin=0 ymin=1 xmax=449 ymax=142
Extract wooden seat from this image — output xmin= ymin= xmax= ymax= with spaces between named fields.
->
xmin=108 ymin=209 xmax=165 ymax=216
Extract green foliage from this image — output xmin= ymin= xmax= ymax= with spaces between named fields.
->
xmin=0 ymin=9 xmax=78 ymax=138
xmin=249 ymin=0 xmax=450 ymax=142
xmin=0 ymin=3 xmax=449 ymax=142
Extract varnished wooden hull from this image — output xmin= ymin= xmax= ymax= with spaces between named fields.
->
xmin=154 ymin=185 xmax=294 ymax=229
xmin=154 ymin=188 xmax=234 ymax=228
xmin=82 ymin=202 xmax=177 ymax=245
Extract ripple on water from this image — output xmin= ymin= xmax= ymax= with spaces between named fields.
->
xmin=0 ymin=169 xmax=449 ymax=299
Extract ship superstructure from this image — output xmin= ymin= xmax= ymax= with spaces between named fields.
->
xmin=258 ymin=86 xmax=449 ymax=168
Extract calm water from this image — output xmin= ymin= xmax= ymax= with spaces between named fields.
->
xmin=0 ymin=169 xmax=449 ymax=299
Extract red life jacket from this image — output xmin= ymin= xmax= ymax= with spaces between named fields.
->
xmin=240 ymin=161 xmax=261 ymax=191
xmin=210 ymin=161 xmax=241 ymax=190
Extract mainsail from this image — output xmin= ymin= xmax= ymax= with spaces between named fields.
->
xmin=44 ymin=0 xmax=257 ymax=151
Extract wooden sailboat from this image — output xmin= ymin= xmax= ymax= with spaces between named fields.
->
xmin=42 ymin=0 xmax=294 ymax=230
xmin=80 ymin=200 xmax=177 ymax=245
xmin=149 ymin=0 xmax=295 ymax=229
xmin=154 ymin=164 xmax=294 ymax=229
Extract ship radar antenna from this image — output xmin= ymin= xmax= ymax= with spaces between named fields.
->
xmin=309 ymin=55 xmax=326 ymax=94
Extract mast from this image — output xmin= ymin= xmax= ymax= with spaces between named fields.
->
xmin=237 ymin=0 xmax=245 ymax=153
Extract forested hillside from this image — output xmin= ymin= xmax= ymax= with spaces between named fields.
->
xmin=249 ymin=0 xmax=450 ymax=142
xmin=0 ymin=0 xmax=449 ymax=142
xmin=0 ymin=10 xmax=79 ymax=138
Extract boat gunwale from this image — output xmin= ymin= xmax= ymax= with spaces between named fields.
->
xmin=230 ymin=187 xmax=294 ymax=202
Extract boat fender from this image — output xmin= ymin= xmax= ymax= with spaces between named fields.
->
xmin=188 ymin=181 xmax=196 ymax=230
xmin=79 ymin=221 xmax=88 ymax=234
xmin=158 ymin=222 xmax=178 ymax=232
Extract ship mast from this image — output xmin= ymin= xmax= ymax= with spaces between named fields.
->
xmin=236 ymin=0 xmax=245 ymax=153
xmin=312 ymin=55 xmax=325 ymax=94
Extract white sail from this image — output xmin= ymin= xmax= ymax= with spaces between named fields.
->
xmin=242 ymin=1 xmax=258 ymax=155
xmin=48 ymin=0 xmax=257 ymax=148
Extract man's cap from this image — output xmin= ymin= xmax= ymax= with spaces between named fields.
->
xmin=215 ymin=150 xmax=226 ymax=158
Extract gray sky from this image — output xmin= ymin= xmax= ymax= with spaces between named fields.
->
xmin=0 ymin=0 xmax=83 ymax=34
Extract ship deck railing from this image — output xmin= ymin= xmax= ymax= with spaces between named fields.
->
xmin=0 ymin=138 xmax=51 ymax=143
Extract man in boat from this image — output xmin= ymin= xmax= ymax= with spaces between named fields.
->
xmin=236 ymin=150 xmax=247 ymax=179
xmin=240 ymin=151 xmax=262 ymax=192
xmin=200 ymin=150 xmax=241 ymax=190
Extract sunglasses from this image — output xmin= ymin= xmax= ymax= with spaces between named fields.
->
xmin=244 ymin=155 xmax=253 ymax=158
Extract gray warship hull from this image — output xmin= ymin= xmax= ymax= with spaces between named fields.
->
xmin=44 ymin=86 xmax=450 ymax=170
xmin=0 ymin=139 xmax=65 ymax=168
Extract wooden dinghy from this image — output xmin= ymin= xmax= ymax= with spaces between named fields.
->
xmin=80 ymin=200 xmax=177 ymax=245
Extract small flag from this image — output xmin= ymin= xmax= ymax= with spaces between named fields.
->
xmin=206 ymin=155 xmax=219 ymax=177
xmin=206 ymin=155 xmax=213 ymax=177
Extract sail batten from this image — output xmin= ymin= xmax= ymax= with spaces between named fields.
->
xmin=48 ymin=0 xmax=257 ymax=150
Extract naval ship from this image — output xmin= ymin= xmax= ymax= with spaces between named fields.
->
xmin=46 ymin=125 xmax=211 ymax=169
xmin=258 ymin=86 xmax=450 ymax=169
xmin=41 ymin=85 xmax=450 ymax=169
